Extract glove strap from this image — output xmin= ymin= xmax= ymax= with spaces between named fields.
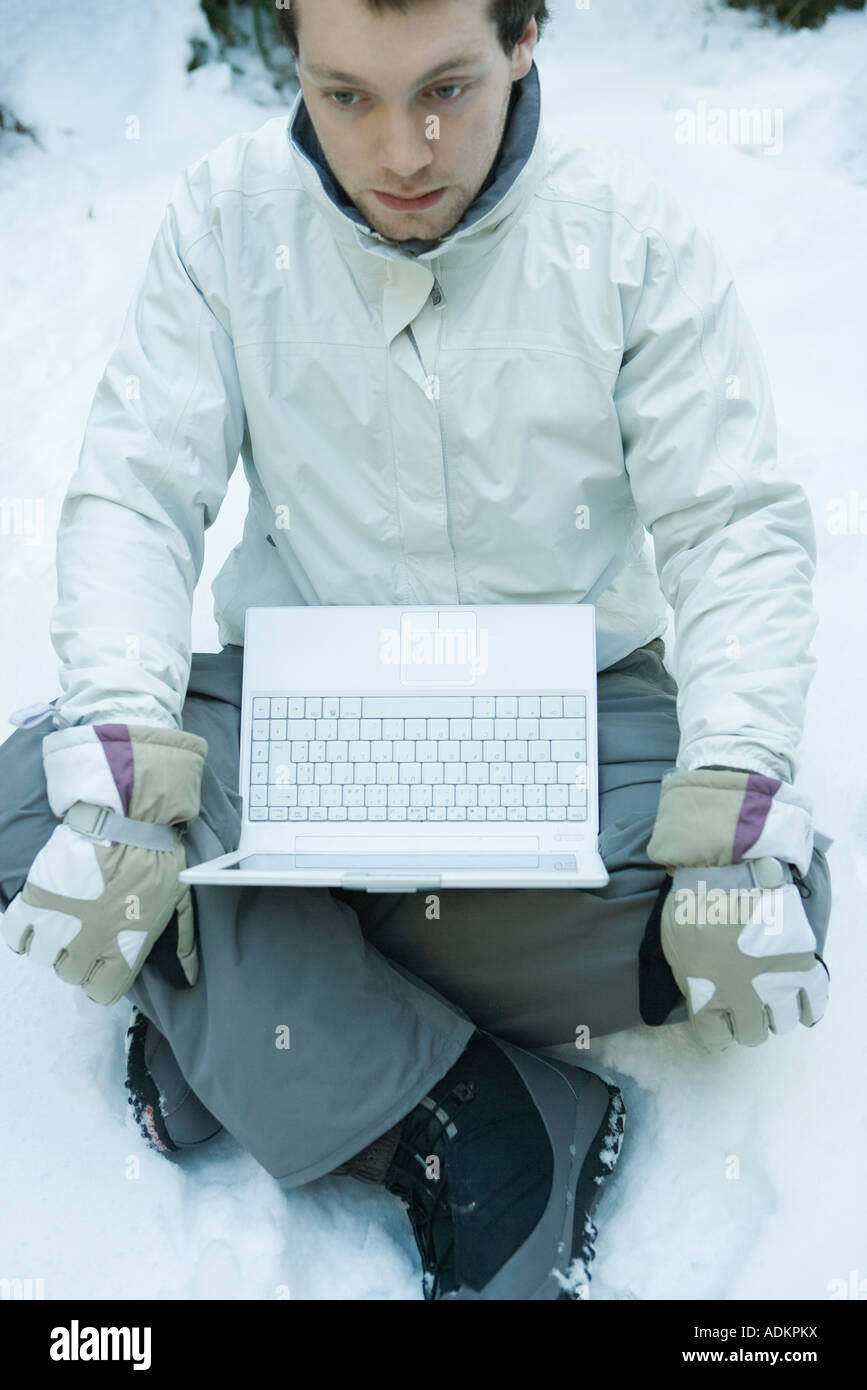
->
xmin=63 ymin=800 xmax=177 ymax=851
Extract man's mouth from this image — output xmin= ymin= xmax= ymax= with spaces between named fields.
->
xmin=373 ymin=187 xmax=447 ymax=211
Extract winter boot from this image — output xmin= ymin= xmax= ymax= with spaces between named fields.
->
xmin=381 ymin=1028 xmax=625 ymax=1300
xmin=124 ymin=1006 xmax=223 ymax=1156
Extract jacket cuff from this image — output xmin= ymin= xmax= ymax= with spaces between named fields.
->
xmin=42 ymin=723 xmax=208 ymax=825
xmin=645 ymin=767 xmax=814 ymax=877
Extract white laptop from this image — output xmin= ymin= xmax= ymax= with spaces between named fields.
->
xmin=179 ymin=604 xmax=610 ymax=891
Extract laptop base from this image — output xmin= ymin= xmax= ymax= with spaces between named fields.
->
xmin=179 ymin=851 xmax=610 ymax=892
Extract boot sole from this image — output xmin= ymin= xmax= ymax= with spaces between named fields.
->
xmin=438 ymin=1032 xmax=625 ymax=1300
xmin=557 ymin=1080 xmax=626 ymax=1298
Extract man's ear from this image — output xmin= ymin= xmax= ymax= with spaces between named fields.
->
xmin=510 ymin=18 xmax=537 ymax=81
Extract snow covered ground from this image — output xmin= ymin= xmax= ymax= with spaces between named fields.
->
xmin=1 ymin=0 xmax=865 ymax=1300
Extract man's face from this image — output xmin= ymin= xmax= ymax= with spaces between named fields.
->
xmin=292 ymin=0 xmax=537 ymax=243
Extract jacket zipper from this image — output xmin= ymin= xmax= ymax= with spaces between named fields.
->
xmin=406 ymin=278 xmax=460 ymax=600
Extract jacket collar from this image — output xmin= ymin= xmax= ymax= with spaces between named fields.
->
xmin=286 ymin=59 xmax=548 ymax=266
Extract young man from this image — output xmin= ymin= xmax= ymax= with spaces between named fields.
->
xmin=0 ymin=0 xmax=832 ymax=1300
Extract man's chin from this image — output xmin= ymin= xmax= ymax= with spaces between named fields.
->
xmin=354 ymin=192 xmax=466 ymax=243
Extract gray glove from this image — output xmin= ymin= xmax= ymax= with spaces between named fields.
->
xmin=1 ymin=722 xmax=208 ymax=1006
xmin=647 ymin=766 xmax=830 ymax=1051
xmin=659 ymin=857 xmax=829 ymax=1050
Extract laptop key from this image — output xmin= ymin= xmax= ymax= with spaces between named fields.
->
xmin=550 ymin=741 xmax=586 ymax=762
xmin=288 ymin=719 xmax=315 ymax=739
xmin=557 ymin=762 xmax=587 ymax=783
xmin=540 ymin=719 xmax=586 ymax=739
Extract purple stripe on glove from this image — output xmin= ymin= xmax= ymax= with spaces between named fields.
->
xmin=733 ymin=773 xmax=782 ymax=864
xmin=94 ymin=725 xmax=135 ymax=816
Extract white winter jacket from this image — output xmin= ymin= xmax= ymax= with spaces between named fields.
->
xmin=48 ymin=61 xmax=819 ymax=783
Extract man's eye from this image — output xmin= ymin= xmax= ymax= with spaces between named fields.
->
xmin=429 ymin=83 xmax=465 ymax=101
xmin=325 ymin=82 xmax=467 ymax=108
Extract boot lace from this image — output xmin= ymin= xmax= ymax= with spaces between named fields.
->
xmin=389 ymin=1080 xmax=476 ymax=1298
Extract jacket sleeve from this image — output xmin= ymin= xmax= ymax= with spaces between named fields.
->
xmin=612 ymin=186 xmax=818 ymax=784
xmin=48 ymin=164 xmax=246 ymax=731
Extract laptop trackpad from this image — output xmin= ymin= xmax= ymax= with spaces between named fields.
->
xmin=291 ymin=833 xmax=539 ymax=869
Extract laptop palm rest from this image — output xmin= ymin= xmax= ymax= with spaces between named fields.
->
xmin=240 ymin=852 xmax=541 ymax=869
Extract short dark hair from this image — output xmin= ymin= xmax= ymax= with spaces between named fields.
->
xmin=276 ymin=0 xmax=551 ymax=60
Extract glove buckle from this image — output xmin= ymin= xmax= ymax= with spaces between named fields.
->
xmin=64 ymin=802 xmax=111 ymax=839
xmin=63 ymin=801 xmax=176 ymax=851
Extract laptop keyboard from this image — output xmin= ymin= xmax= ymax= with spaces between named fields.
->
xmin=247 ymin=694 xmax=589 ymax=822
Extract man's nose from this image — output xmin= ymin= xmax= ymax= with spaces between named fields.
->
xmin=375 ymin=108 xmax=435 ymax=180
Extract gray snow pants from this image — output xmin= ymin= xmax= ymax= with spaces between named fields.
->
xmin=0 ymin=639 xmax=832 ymax=1190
